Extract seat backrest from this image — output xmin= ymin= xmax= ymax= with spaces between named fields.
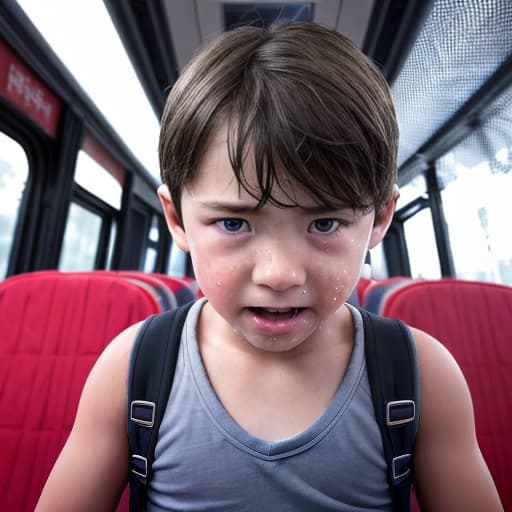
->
xmin=363 ymin=276 xmax=411 ymax=313
xmin=381 ymin=278 xmax=512 ymax=510
xmin=150 ymin=273 xmax=196 ymax=305
xmin=355 ymin=277 xmax=376 ymax=305
xmin=0 ymin=270 xmax=160 ymax=512
xmin=115 ymin=271 xmax=178 ymax=310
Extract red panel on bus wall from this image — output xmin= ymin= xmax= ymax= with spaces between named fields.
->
xmin=0 ymin=38 xmax=62 ymax=137
xmin=0 ymin=271 xmax=160 ymax=512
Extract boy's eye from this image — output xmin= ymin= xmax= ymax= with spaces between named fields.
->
xmin=309 ymin=218 xmax=342 ymax=234
xmin=216 ymin=218 xmax=248 ymax=233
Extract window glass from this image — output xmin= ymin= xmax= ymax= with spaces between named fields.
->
xmin=437 ymin=82 xmax=512 ymax=285
xmin=75 ymin=150 xmax=122 ymax=209
xmin=167 ymin=244 xmax=187 ymax=278
xmin=441 ymin=159 xmax=512 ymax=284
xmin=396 ymin=174 xmax=427 ymax=211
xmin=0 ymin=132 xmax=29 ymax=279
xmin=369 ymin=244 xmax=388 ymax=280
xmin=149 ymin=215 xmax=159 ymax=242
xmin=59 ymin=203 xmax=102 ymax=271
xmin=403 ymin=208 xmax=441 ymax=279
xmin=106 ymin=220 xmax=117 ymax=270
xmin=144 ymin=247 xmax=157 ymax=272
xmin=392 ymin=0 xmax=512 ymax=166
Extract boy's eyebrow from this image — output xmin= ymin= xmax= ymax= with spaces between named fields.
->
xmin=199 ymin=200 xmax=353 ymax=214
xmin=199 ymin=201 xmax=260 ymax=214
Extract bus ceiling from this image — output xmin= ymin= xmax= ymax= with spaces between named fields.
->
xmin=104 ymin=0 xmax=512 ymax=190
xmin=103 ymin=0 xmax=436 ymax=119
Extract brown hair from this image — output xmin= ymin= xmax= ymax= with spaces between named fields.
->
xmin=159 ymin=22 xmax=398 ymax=219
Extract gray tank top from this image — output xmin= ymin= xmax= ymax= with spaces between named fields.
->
xmin=147 ymin=299 xmax=391 ymax=511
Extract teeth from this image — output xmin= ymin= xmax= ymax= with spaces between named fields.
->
xmin=256 ymin=307 xmax=301 ymax=317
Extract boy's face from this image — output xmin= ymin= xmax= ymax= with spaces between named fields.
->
xmin=160 ymin=130 xmax=395 ymax=354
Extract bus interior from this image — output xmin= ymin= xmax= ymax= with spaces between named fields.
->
xmin=0 ymin=0 xmax=511 ymax=510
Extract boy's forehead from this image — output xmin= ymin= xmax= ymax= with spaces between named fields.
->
xmin=190 ymin=129 xmax=319 ymax=208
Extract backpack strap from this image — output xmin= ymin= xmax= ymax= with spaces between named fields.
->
xmin=358 ymin=307 xmax=420 ymax=512
xmin=127 ymin=301 xmax=195 ymax=512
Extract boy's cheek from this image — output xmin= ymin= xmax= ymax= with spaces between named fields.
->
xmin=312 ymin=254 xmax=364 ymax=301
xmin=190 ymin=252 xmax=239 ymax=299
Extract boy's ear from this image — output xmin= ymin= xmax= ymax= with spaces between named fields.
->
xmin=157 ymin=184 xmax=190 ymax=252
xmin=368 ymin=185 xmax=399 ymax=249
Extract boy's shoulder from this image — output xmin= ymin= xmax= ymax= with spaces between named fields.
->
xmin=34 ymin=320 xmax=142 ymax=511
xmin=407 ymin=326 xmax=503 ymax=509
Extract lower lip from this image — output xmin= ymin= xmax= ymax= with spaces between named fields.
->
xmin=245 ymin=308 xmax=310 ymax=336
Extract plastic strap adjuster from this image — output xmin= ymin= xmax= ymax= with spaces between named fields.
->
xmin=132 ymin=454 xmax=148 ymax=483
xmin=392 ymin=453 xmax=411 ymax=481
xmin=386 ymin=400 xmax=415 ymax=427
xmin=130 ymin=400 xmax=156 ymax=427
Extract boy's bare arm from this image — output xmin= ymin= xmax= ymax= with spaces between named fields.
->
xmin=35 ymin=323 xmax=141 ymax=512
xmin=412 ymin=328 xmax=503 ymax=511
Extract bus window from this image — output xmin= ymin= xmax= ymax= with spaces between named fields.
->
xmin=59 ymin=203 xmax=102 ymax=271
xmin=167 ymin=244 xmax=187 ymax=278
xmin=0 ymin=132 xmax=28 ymax=279
xmin=396 ymin=174 xmax=426 ymax=211
xmin=143 ymin=247 xmax=157 ymax=272
xmin=403 ymin=208 xmax=441 ymax=279
xmin=369 ymin=244 xmax=388 ymax=280
xmin=60 ymin=139 xmax=122 ymax=271
xmin=437 ymin=81 xmax=512 ymax=285
xmin=440 ymin=153 xmax=512 ymax=285
xmin=75 ymin=149 xmax=122 ymax=209
xmin=143 ymin=215 xmax=159 ymax=272
xmin=106 ymin=220 xmax=117 ymax=270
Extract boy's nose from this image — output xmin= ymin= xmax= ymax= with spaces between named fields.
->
xmin=252 ymin=245 xmax=306 ymax=291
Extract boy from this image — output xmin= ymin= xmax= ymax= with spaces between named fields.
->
xmin=36 ymin=22 xmax=502 ymax=511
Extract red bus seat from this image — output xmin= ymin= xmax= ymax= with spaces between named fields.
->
xmin=150 ymin=273 xmax=196 ymax=305
xmin=0 ymin=270 xmax=160 ymax=512
xmin=115 ymin=270 xmax=178 ymax=310
xmin=355 ymin=277 xmax=376 ymax=305
xmin=363 ymin=276 xmax=411 ymax=313
xmin=380 ymin=279 xmax=512 ymax=510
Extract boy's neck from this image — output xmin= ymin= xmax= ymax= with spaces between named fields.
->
xmin=195 ymin=301 xmax=356 ymax=441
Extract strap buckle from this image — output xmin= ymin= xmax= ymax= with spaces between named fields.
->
xmin=130 ymin=400 xmax=156 ymax=427
xmin=132 ymin=454 xmax=148 ymax=483
xmin=386 ymin=400 xmax=415 ymax=427
xmin=392 ymin=453 xmax=411 ymax=481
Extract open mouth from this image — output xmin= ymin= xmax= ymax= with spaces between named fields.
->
xmin=248 ymin=307 xmax=304 ymax=321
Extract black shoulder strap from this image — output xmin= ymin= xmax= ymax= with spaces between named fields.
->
xmin=127 ymin=301 xmax=194 ymax=512
xmin=358 ymin=307 xmax=420 ymax=512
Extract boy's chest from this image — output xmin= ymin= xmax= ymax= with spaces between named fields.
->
xmin=199 ymin=340 xmax=354 ymax=441
xmin=149 ymin=325 xmax=391 ymax=511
